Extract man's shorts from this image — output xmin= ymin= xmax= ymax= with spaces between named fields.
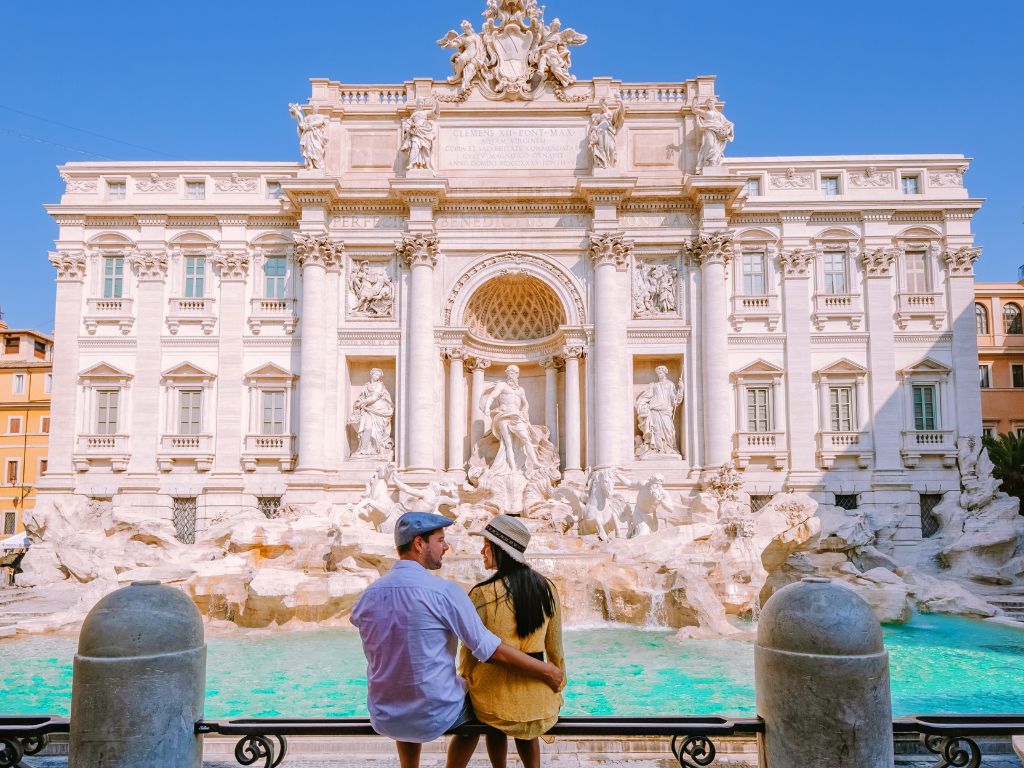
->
xmin=445 ymin=696 xmax=477 ymax=732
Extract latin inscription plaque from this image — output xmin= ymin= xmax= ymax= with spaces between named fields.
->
xmin=439 ymin=126 xmax=586 ymax=171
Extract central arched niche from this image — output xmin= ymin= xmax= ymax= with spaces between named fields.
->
xmin=463 ymin=273 xmax=566 ymax=341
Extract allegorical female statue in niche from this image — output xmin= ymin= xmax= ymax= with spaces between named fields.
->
xmin=635 ymin=366 xmax=684 ymax=458
xmin=349 ymin=368 xmax=395 ymax=457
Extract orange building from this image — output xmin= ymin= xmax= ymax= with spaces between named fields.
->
xmin=976 ymin=270 xmax=1024 ymax=439
xmin=0 ymin=318 xmax=53 ymax=536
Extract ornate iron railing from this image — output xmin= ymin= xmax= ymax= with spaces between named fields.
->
xmin=2 ymin=714 xmax=1023 ymax=768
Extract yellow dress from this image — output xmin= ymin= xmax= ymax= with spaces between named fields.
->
xmin=458 ymin=578 xmax=566 ymax=740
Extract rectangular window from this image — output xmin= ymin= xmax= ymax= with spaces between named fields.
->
xmin=983 ymin=426 xmax=996 ymax=440
xmin=746 ymin=387 xmax=771 ymax=432
xmin=103 ymin=256 xmax=125 ymax=299
xmin=33 ymin=341 xmax=47 ymax=359
xmin=40 ymin=417 xmax=50 ymax=434
xmin=264 ymin=256 xmax=288 ymax=299
xmin=44 ymin=373 xmax=52 ymax=394
xmin=3 ymin=336 xmax=18 ymax=354
xmin=12 ymin=374 xmax=25 ymax=395
xmin=979 ymin=365 xmax=991 ymax=388
xmin=829 ymin=386 xmax=855 ymax=432
xmin=743 ymin=177 xmax=761 ymax=197
xmin=8 ymin=417 xmax=21 ymax=435
xmin=836 ymin=494 xmax=859 ymax=510
xmin=742 ymin=253 xmax=766 ymax=296
xmin=39 ymin=458 xmax=48 ymax=476
xmin=96 ymin=389 xmax=120 ymax=435
xmin=823 ymin=251 xmax=848 ymax=294
xmin=261 ymin=390 xmax=286 ymax=435
xmin=266 ymin=181 xmax=283 ymax=199
xmin=3 ymin=511 xmax=14 ymax=535
xmin=178 ymin=390 xmax=203 ymax=435
xmin=904 ymin=251 xmax=929 ymax=294
xmin=185 ymin=180 xmax=206 ymax=200
xmin=183 ymin=256 xmax=206 ymax=298
xmin=1012 ymin=364 xmax=1024 ymax=388
xmin=106 ymin=180 xmax=127 ymax=200
xmin=6 ymin=460 xmax=18 ymax=485
xmin=901 ymin=175 xmax=921 ymax=194
xmin=912 ymin=384 xmax=938 ymax=431
xmin=821 ymin=176 xmax=840 ymax=196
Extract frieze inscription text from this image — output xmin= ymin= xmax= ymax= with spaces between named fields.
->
xmin=440 ymin=127 xmax=586 ymax=170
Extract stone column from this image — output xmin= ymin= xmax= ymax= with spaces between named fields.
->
xmin=562 ymin=347 xmax=584 ymax=473
xmin=211 ymin=249 xmax=251 ymax=474
xmin=688 ymin=231 xmax=734 ymax=467
xmin=945 ymin=247 xmax=984 ymax=435
xmin=324 ymin=258 xmax=342 ymax=470
xmin=779 ymin=247 xmax=816 ymax=479
xmin=294 ymin=234 xmax=341 ymax=472
xmin=861 ymin=247 xmax=902 ymax=471
xmin=445 ymin=348 xmax=466 ymax=473
xmin=127 ymin=249 xmax=168 ymax=475
xmin=45 ymin=251 xmax=88 ymax=478
xmin=589 ymin=233 xmax=632 ymax=468
xmin=397 ymin=233 xmax=440 ymax=472
xmin=467 ymin=357 xmax=491 ymax=450
xmin=541 ymin=356 xmax=562 ymax=454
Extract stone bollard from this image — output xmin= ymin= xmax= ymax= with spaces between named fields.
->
xmin=69 ymin=580 xmax=206 ymax=767
xmin=755 ymin=576 xmax=894 ymax=768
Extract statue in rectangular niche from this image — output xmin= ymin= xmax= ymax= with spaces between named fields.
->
xmin=349 ymin=368 xmax=395 ymax=458
xmin=634 ymin=366 xmax=684 ymax=458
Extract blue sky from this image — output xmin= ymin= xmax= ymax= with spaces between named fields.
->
xmin=1 ymin=0 xmax=1021 ymax=332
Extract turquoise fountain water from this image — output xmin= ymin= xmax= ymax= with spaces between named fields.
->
xmin=2 ymin=614 xmax=1022 ymax=717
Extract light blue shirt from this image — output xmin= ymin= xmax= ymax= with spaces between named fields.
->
xmin=351 ymin=560 xmax=501 ymax=743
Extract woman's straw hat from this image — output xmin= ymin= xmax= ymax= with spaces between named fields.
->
xmin=471 ymin=514 xmax=531 ymax=564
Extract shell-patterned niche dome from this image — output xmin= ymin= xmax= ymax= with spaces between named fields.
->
xmin=463 ymin=274 xmax=566 ymax=341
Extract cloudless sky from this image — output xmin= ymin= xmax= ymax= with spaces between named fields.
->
xmin=1 ymin=0 xmax=1021 ymax=333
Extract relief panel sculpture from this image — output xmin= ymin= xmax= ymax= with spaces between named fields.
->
xmin=348 ymin=260 xmax=395 ymax=318
xmin=632 ymin=260 xmax=678 ymax=317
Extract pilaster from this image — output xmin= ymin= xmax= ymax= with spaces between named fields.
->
xmin=212 ymin=248 xmax=251 ymax=476
xmin=126 ymin=248 xmax=168 ymax=475
xmin=945 ymin=246 xmax=983 ymax=435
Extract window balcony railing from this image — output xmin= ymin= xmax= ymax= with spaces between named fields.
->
xmin=895 ymin=292 xmax=946 ymax=330
xmin=734 ymin=431 xmax=788 ymax=469
xmin=167 ymin=297 xmax=217 ymax=336
xmin=84 ymin=298 xmax=134 ymax=335
xmin=730 ymin=294 xmax=780 ymax=331
xmin=243 ymin=434 xmax=296 ymax=472
xmin=73 ymin=434 xmax=130 ymax=472
xmin=158 ymin=434 xmax=214 ymax=472
xmin=816 ymin=430 xmax=873 ymax=469
xmin=900 ymin=429 xmax=957 ymax=468
xmin=248 ymin=298 xmax=298 ymax=335
xmin=811 ymin=292 xmax=864 ymax=331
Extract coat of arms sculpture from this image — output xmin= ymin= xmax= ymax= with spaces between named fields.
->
xmin=438 ymin=0 xmax=587 ymax=100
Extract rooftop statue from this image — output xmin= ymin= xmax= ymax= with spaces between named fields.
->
xmin=288 ymin=103 xmax=329 ymax=171
xmin=588 ymin=98 xmax=624 ymax=170
xmin=400 ymin=98 xmax=439 ymax=171
xmin=693 ymin=99 xmax=734 ymax=175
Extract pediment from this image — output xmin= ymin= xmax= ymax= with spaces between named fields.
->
xmin=79 ymin=362 xmax=132 ymax=381
xmin=815 ymin=358 xmax=868 ymax=378
xmin=731 ymin=359 xmax=784 ymax=380
xmin=244 ymin=362 xmax=296 ymax=382
xmin=161 ymin=362 xmax=216 ymax=381
xmin=899 ymin=357 xmax=952 ymax=377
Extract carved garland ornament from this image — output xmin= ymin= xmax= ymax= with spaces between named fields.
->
xmin=396 ymin=233 xmax=440 ymax=269
xmin=136 ymin=173 xmax=177 ymax=193
xmin=128 ymin=249 xmax=169 ymax=281
xmin=944 ymin=246 xmax=982 ymax=277
xmin=589 ymin=232 xmax=633 ymax=270
xmin=49 ymin=250 xmax=88 ymax=281
xmin=442 ymin=251 xmax=585 ymax=325
xmin=294 ymin=233 xmax=343 ymax=269
xmin=685 ymin=231 xmax=735 ymax=267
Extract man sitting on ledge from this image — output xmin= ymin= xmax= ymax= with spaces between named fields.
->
xmin=351 ymin=511 xmax=564 ymax=768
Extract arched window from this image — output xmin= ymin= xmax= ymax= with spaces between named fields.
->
xmin=976 ymin=303 xmax=989 ymax=335
xmin=1005 ymin=303 xmax=1023 ymax=335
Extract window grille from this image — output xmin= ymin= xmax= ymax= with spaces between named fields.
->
xmin=920 ymin=494 xmax=942 ymax=538
xmin=835 ymin=494 xmax=859 ymax=511
xmin=3 ymin=512 xmax=14 ymax=535
xmin=749 ymin=494 xmax=773 ymax=513
xmin=258 ymin=496 xmax=283 ymax=519
xmin=172 ymin=497 xmax=197 ymax=544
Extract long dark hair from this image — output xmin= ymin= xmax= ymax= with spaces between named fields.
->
xmin=476 ymin=541 xmax=555 ymax=638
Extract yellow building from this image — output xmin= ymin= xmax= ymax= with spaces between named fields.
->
xmin=0 ymin=318 xmax=53 ymax=536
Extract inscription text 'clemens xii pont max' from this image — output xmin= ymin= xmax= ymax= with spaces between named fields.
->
xmin=440 ymin=126 xmax=586 ymax=170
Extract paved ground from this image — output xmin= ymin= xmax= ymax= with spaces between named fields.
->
xmin=17 ymin=759 xmax=1024 ymax=767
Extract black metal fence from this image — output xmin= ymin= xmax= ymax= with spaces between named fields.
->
xmin=3 ymin=714 xmax=1023 ymax=768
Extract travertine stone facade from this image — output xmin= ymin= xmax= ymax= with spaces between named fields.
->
xmin=40 ymin=1 xmax=984 ymax=564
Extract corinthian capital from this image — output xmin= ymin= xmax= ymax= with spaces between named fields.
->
xmin=48 ymin=250 xmax=87 ymax=282
xmin=779 ymin=248 xmax=815 ymax=278
xmin=589 ymin=232 xmax=633 ymax=270
xmin=685 ymin=230 xmax=734 ymax=268
xmin=861 ymin=248 xmax=898 ymax=278
xmin=944 ymin=246 xmax=982 ymax=277
xmin=294 ymin=233 xmax=343 ymax=269
xmin=213 ymin=249 xmax=252 ymax=281
xmin=396 ymin=233 xmax=440 ymax=269
xmin=128 ymin=249 xmax=169 ymax=281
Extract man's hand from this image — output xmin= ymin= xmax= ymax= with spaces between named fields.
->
xmin=488 ymin=643 xmax=564 ymax=691
xmin=540 ymin=661 xmax=563 ymax=692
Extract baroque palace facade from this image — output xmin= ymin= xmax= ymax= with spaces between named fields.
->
xmin=40 ymin=0 xmax=983 ymax=559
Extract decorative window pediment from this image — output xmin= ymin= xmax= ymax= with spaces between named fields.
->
xmin=162 ymin=362 xmax=216 ymax=384
xmin=814 ymin=358 xmax=868 ymax=380
xmin=244 ymin=363 xmax=297 ymax=385
xmin=78 ymin=362 xmax=132 ymax=383
xmin=731 ymin=359 xmax=784 ymax=382
xmin=898 ymin=357 xmax=952 ymax=380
